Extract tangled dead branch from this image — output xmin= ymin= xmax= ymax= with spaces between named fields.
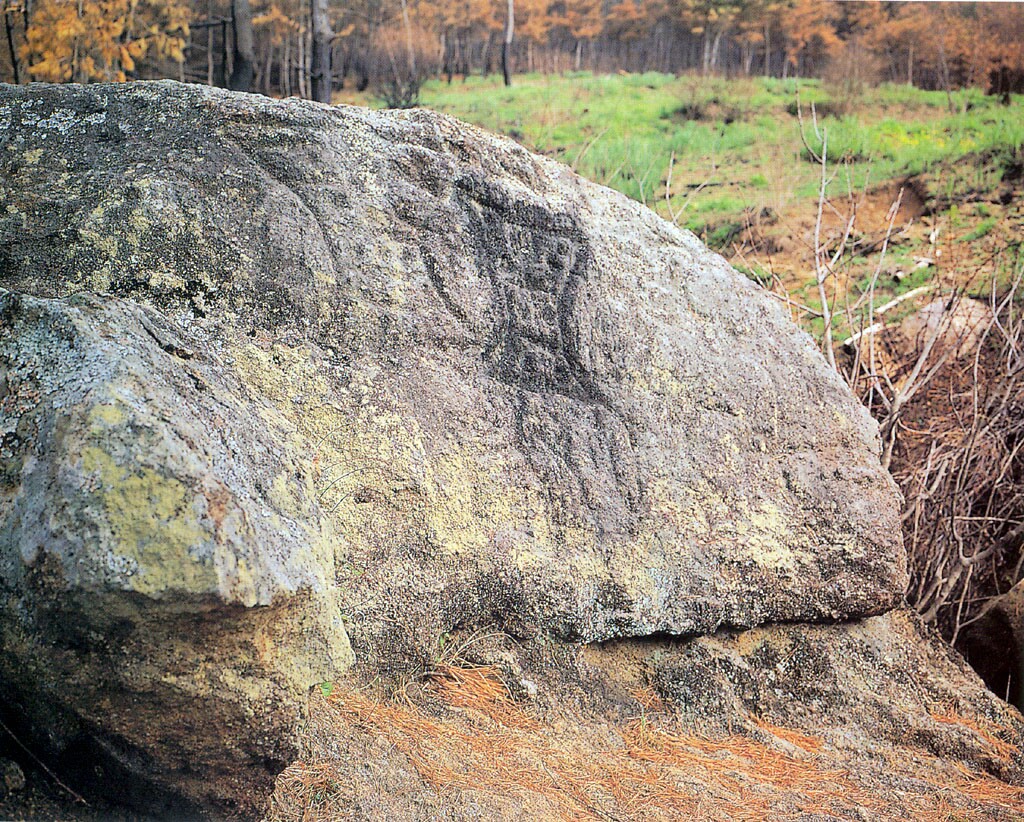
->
xmin=843 ymin=252 xmax=1024 ymax=644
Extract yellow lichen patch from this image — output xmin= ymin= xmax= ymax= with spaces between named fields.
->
xmin=145 ymin=268 xmax=186 ymax=293
xmin=88 ymin=402 xmax=128 ymax=429
xmin=123 ymin=204 xmax=150 ymax=253
xmin=270 ymin=471 xmax=315 ymax=521
xmin=421 ymin=449 xmax=519 ymax=559
xmin=81 ymin=445 xmax=216 ymax=596
xmin=230 ymin=342 xmax=334 ymax=414
xmin=77 ymin=204 xmax=119 ymax=286
xmin=22 ymin=148 xmax=43 ymax=165
xmin=627 ymin=353 xmax=694 ymax=410
xmin=313 ymin=268 xmax=337 ymax=287
xmin=737 ymin=502 xmax=802 ymax=575
xmin=646 ymin=476 xmax=729 ymax=535
xmin=645 ymin=477 xmax=805 ymax=576
xmin=646 ymin=367 xmax=691 ymax=404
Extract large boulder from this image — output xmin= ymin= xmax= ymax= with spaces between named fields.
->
xmin=0 ymin=80 xmax=917 ymax=815
xmin=0 ymin=288 xmax=354 ymax=815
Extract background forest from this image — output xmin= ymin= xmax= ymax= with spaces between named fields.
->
xmin=2 ymin=1 xmax=1024 ymax=101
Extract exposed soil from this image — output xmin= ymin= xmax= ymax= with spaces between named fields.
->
xmin=725 ymin=150 xmax=1023 ymax=304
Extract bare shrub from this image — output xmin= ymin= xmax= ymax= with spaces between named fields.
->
xmin=840 ymin=249 xmax=1024 ymax=645
xmin=372 ymin=21 xmax=438 ymax=109
xmin=772 ymin=105 xmax=1024 ymax=651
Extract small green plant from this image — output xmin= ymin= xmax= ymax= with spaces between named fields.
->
xmin=707 ymin=220 xmax=743 ymax=250
xmin=435 ymin=631 xmax=452 ymax=663
xmin=733 ymin=263 xmax=773 ymax=288
xmin=962 ymin=217 xmax=997 ymax=241
xmin=377 ymin=73 xmax=423 ymax=109
xmin=672 ymin=101 xmax=706 ymax=121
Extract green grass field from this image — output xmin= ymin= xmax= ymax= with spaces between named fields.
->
xmin=405 ymin=72 xmax=1023 ymax=238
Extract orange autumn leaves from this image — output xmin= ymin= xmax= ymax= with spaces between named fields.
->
xmin=20 ymin=0 xmax=189 ymax=82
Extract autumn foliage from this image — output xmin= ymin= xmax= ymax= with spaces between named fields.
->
xmin=9 ymin=0 xmax=188 ymax=83
xmin=2 ymin=1 xmax=1022 ymax=94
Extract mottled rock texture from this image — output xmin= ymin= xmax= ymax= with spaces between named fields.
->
xmin=0 ymin=80 xmax=928 ymax=816
xmin=0 ymin=288 xmax=354 ymax=816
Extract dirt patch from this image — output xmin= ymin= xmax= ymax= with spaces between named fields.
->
xmin=667 ymin=100 xmax=743 ymax=124
xmin=728 ymin=176 xmax=928 ymax=271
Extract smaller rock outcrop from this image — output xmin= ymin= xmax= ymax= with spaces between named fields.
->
xmin=0 ymin=289 xmax=353 ymax=815
xmin=270 ymin=609 xmax=1024 ymax=820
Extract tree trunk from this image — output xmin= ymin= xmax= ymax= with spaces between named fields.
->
xmin=206 ymin=20 xmax=214 ymax=85
xmin=311 ymin=0 xmax=332 ymax=103
xmin=282 ymin=35 xmax=290 ymax=96
xmin=701 ymin=31 xmax=710 ymax=75
xmin=266 ymin=43 xmax=273 ymax=94
xmin=443 ymin=30 xmax=453 ymax=83
xmin=4 ymin=11 xmax=20 ymax=84
xmin=336 ymin=47 xmax=347 ymax=89
xmin=356 ymin=58 xmax=369 ymax=92
xmin=710 ymin=28 xmax=724 ymax=74
xmin=229 ymin=0 xmax=254 ymax=91
xmin=502 ymin=0 xmax=514 ymax=86
xmin=481 ymin=31 xmax=493 ymax=75
xmin=217 ymin=19 xmax=228 ymax=87
xmin=399 ymin=0 xmax=416 ymax=78
xmin=297 ymin=29 xmax=307 ymax=99
xmin=938 ymin=39 xmax=953 ymax=112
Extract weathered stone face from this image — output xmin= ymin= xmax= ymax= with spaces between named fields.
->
xmin=1 ymin=80 xmax=905 ymax=637
xmin=655 ymin=609 xmax=1024 ymax=770
xmin=0 ymin=81 xmax=907 ymax=814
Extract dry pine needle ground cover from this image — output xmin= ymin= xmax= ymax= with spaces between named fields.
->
xmin=268 ymin=665 xmax=1024 ymax=821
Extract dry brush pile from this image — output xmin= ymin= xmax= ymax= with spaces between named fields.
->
xmin=813 ymin=183 xmax=1024 ymax=666
xmin=762 ymin=120 xmax=1024 ymax=664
